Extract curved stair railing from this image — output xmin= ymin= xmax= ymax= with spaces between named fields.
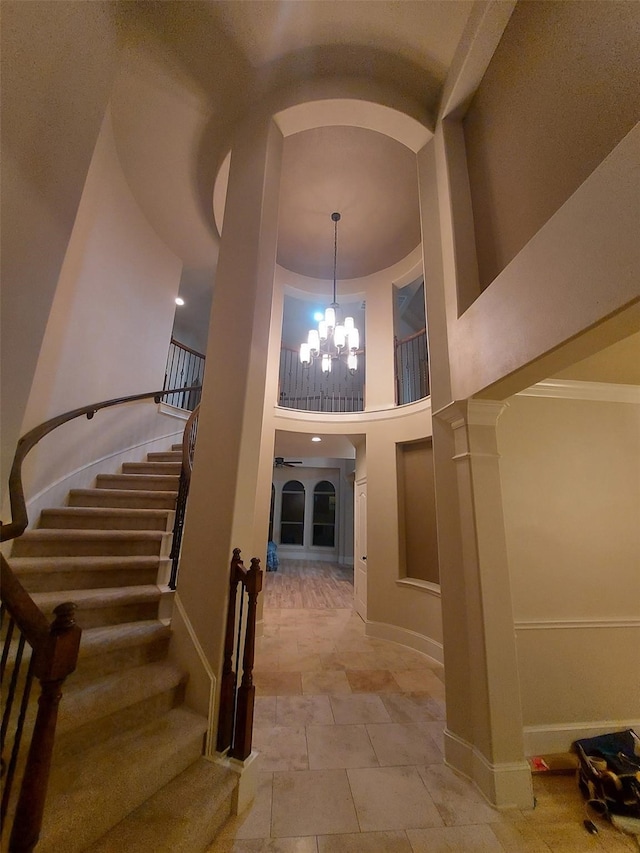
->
xmin=0 ymin=385 xmax=199 ymax=851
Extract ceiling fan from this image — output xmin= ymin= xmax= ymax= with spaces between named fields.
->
xmin=274 ymin=457 xmax=303 ymax=468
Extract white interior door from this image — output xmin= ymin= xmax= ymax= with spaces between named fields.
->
xmin=354 ymin=478 xmax=367 ymax=621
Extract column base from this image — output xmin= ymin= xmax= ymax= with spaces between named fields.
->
xmin=444 ymin=728 xmax=534 ymax=810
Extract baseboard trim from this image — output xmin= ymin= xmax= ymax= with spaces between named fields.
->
xmin=515 ymin=618 xmax=640 ymax=630
xmin=443 ymin=728 xmax=534 ymax=810
xmin=365 ymin=620 xmax=444 ymax=665
xmin=523 ymin=719 xmax=640 ymax=756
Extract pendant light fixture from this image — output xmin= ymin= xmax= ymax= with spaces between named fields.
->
xmin=299 ymin=212 xmax=360 ymax=374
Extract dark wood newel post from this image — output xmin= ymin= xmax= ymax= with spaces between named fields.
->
xmin=10 ymin=602 xmax=81 ymax=853
xmin=231 ymin=557 xmax=263 ymax=761
xmin=217 ymin=549 xmax=242 ymax=753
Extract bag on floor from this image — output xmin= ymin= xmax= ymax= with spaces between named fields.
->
xmin=573 ymin=729 xmax=640 ymax=818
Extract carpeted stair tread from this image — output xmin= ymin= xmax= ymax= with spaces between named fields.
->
xmin=8 ymin=555 xmax=162 ymax=592
xmin=96 ymin=473 xmax=180 ymax=492
xmin=123 ymin=461 xmax=182 ymax=475
xmin=85 ymin=758 xmax=237 ymax=853
xmin=38 ymin=707 xmax=208 ymax=853
xmin=30 ymin=584 xmax=163 ymax=627
xmin=77 ymin=619 xmax=171 ymax=660
xmin=32 ymin=584 xmax=161 ymax=612
xmin=57 ymin=660 xmax=187 ymax=739
xmin=147 ymin=451 xmax=182 ymax=462
xmin=69 ymin=487 xmax=177 ymax=509
xmin=11 ymin=528 xmax=169 ymax=558
xmin=38 ymin=506 xmax=172 ymax=531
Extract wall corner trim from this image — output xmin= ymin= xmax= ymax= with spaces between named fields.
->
xmin=365 ymin=619 xmax=444 ymax=665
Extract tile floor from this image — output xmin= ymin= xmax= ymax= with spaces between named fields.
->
xmin=208 ymin=568 xmax=637 ymax=852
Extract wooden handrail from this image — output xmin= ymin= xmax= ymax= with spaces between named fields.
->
xmin=395 ymin=327 xmax=427 ymax=346
xmin=1 ymin=385 xmax=201 ymax=544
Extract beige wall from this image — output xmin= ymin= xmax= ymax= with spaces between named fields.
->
xmin=397 ymin=439 xmax=439 ymax=584
xmin=1 ymin=1 xmax=120 ymax=487
xmin=15 ymin=108 xmax=182 ymax=519
xmin=498 ymin=393 xmax=640 ymax=750
xmin=463 ymin=0 xmax=640 ymax=289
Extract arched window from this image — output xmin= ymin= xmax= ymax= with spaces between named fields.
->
xmin=280 ymin=480 xmax=305 ymax=545
xmin=313 ymin=480 xmax=336 ymax=547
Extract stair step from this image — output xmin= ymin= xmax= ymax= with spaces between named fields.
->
xmin=39 ymin=506 xmax=172 ymax=531
xmin=72 ymin=620 xmax=172 ymax=682
xmin=56 ymin=660 xmax=187 ymax=756
xmin=39 ymin=707 xmax=208 ymax=853
xmin=69 ymin=487 xmax=176 ymax=510
xmin=85 ymin=758 xmax=237 ymax=853
xmin=9 ymin=555 xmax=162 ymax=592
xmin=96 ymin=473 xmax=180 ymax=492
xmin=123 ymin=461 xmax=182 ymax=476
xmin=147 ymin=451 xmax=183 ymax=462
xmin=171 ymin=444 xmax=183 ymax=452
xmin=11 ymin=529 xmax=169 ymax=558
xmin=31 ymin=585 xmax=162 ymax=628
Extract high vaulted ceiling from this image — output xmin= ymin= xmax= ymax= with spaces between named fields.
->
xmin=112 ymin=1 xmax=475 ymax=288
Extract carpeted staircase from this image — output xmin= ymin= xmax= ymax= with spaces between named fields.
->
xmin=7 ymin=446 xmax=237 ymax=852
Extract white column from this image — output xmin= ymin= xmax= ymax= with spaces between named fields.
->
xmin=169 ymin=112 xmax=283 ymax=742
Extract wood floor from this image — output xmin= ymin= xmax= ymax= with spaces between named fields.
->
xmin=263 ymin=559 xmax=354 ymax=609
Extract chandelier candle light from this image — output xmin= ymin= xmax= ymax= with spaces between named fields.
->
xmin=300 ymin=212 xmax=360 ymax=374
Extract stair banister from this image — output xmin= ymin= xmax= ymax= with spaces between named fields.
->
xmin=0 ymin=383 xmax=199 ymax=850
xmin=168 ymin=403 xmax=200 ymax=589
xmin=1 ymin=554 xmax=82 ymax=853
xmin=1 ymin=385 xmax=201 ymax=543
xmin=217 ymin=549 xmax=263 ymax=761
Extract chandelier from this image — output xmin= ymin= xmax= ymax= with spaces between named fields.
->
xmin=299 ymin=212 xmax=360 ymax=374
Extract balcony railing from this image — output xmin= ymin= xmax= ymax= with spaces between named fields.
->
xmin=395 ymin=329 xmax=429 ymax=405
xmin=163 ymin=338 xmax=204 ymax=411
xmin=279 ymin=346 xmax=365 ymax=413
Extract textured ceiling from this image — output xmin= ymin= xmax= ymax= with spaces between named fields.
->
xmin=277 ymin=126 xmax=421 ymax=279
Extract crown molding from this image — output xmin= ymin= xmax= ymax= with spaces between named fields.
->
xmin=517 ymin=379 xmax=640 ymax=404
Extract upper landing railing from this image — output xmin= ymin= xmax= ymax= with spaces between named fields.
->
xmin=163 ymin=339 xmax=204 ymax=412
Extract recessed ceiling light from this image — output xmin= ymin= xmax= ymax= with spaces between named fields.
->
xmin=311 ymin=436 xmax=322 ymax=442
xmin=175 ymin=297 xmax=185 ymax=306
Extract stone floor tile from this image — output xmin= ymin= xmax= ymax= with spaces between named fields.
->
xmin=347 ymin=765 xmax=443 ymax=832
xmin=253 ymin=695 xmax=277 ymax=726
xmin=211 ymin=837 xmax=318 ymax=852
xmin=380 ymin=692 xmax=440 ymax=723
xmin=329 ymin=693 xmax=392 ymax=725
xmin=306 ymin=723 xmax=378 ymax=770
xmin=302 ymin=670 xmax=352 ymax=695
xmin=252 ymin=725 xmax=309 ymax=771
xmin=271 ymin=770 xmax=359 ymax=837
xmin=319 ymin=651 xmax=369 ymax=671
xmin=406 ymin=824 xmax=505 ymax=851
xmin=345 ymin=669 xmax=401 ymax=693
xmin=366 ymin=722 xmax=442 ymax=766
xmin=276 ymin=695 xmax=334 ymax=726
xmin=392 ymin=669 xmax=446 ymax=696
xmin=297 ymin=637 xmax=337 ymax=655
xmin=279 ymin=652 xmax=324 ymax=672
xmin=254 ymin=671 xmax=303 ymax=696
xmin=317 ymin=830 xmax=412 ymax=852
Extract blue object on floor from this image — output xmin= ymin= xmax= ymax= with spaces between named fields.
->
xmin=266 ymin=540 xmax=279 ymax=572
